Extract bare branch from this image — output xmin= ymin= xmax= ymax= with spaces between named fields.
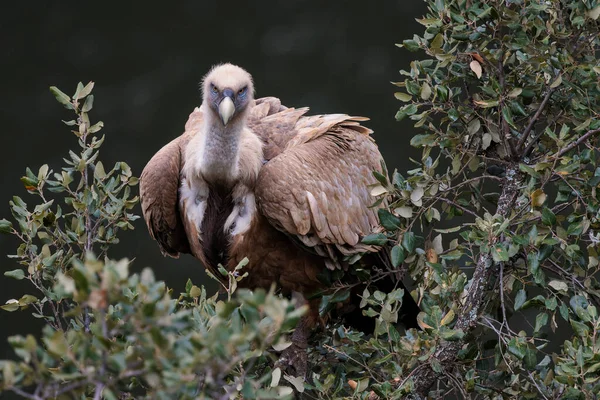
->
xmin=436 ymin=196 xmax=479 ymax=218
xmin=497 ymin=50 xmax=518 ymax=159
xmin=516 ymin=88 xmax=556 ymax=153
xmin=556 ymin=127 xmax=600 ymax=158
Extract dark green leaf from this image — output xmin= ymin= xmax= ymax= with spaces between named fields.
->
xmin=0 ymin=218 xmax=13 ymax=233
xmin=378 ymin=209 xmax=401 ymax=231
xmin=362 ymin=233 xmax=388 ymax=246
xmin=515 ymin=289 xmax=526 ymax=311
xmin=391 ymin=245 xmax=405 ymax=267
xmin=570 ymin=319 xmax=589 ymax=337
xmin=410 ymin=133 xmax=437 ymax=147
xmin=541 ymin=207 xmax=556 ymax=226
xmin=402 ymin=231 xmax=415 ymax=253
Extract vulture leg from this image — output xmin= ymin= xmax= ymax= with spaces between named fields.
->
xmin=276 ymin=293 xmax=320 ymax=378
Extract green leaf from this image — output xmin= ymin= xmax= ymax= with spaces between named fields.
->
xmin=548 ymin=280 xmax=568 ymax=293
xmin=0 ymin=218 xmax=13 ymax=233
xmin=559 ymin=302 xmax=570 ymax=321
xmin=507 ymin=338 xmax=526 ymax=359
xmin=410 ymin=133 xmax=437 ymax=147
xmin=439 ymin=328 xmax=464 ymax=341
xmin=549 ymin=74 xmax=562 ymax=88
xmin=217 ymin=265 xmax=228 ymax=276
xmin=402 ymin=231 xmax=416 ymax=253
xmin=189 ymin=285 xmax=202 ymax=298
xmin=94 ymin=161 xmax=106 ymax=180
xmin=402 ymin=39 xmax=420 ymax=52
xmin=362 ymin=233 xmax=388 ymax=246
xmin=391 ymin=245 xmax=405 ymax=267
xmin=394 ymin=92 xmax=412 ymax=102
xmin=502 ymin=106 xmax=515 ymax=128
xmin=430 ymin=33 xmax=443 ymax=49
xmin=570 ymin=319 xmax=589 ymax=337
xmin=507 ymin=88 xmax=522 ymax=98
xmin=77 ymin=81 xmax=95 ymax=99
xmin=515 ymin=289 xmax=526 ymax=311
xmin=491 ymin=244 xmax=509 ymax=262
xmin=372 ymin=170 xmax=388 ymax=185
xmin=524 ymin=346 xmax=537 ymax=369
xmin=528 ymin=252 xmax=544 ymax=285
xmin=19 ymin=294 xmax=38 ymax=306
xmin=4 ymin=269 xmax=25 ymax=280
xmin=588 ymin=6 xmax=600 ymax=20
xmin=421 ymin=81 xmax=432 ymax=100
xmin=395 ymin=104 xmax=418 ymax=121
xmin=378 ymin=209 xmax=401 ymax=231
xmin=541 ymin=207 xmax=556 ymax=226
xmin=1 ymin=299 xmax=20 ymax=312
xmin=49 ymin=86 xmax=73 ymax=109
xmin=534 ymin=313 xmax=548 ymax=333
xmin=448 ymin=108 xmax=459 ymax=121
xmin=82 ymin=94 xmax=94 ymax=112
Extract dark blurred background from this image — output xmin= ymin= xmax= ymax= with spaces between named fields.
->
xmin=0 ymin=0 xmax=427 ymax=382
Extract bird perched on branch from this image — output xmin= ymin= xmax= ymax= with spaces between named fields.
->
xmin=140 ymin=63 xmax=418 ymax=376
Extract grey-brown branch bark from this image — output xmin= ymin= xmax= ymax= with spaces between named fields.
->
xmin=407 ymin=165 xmax=522 ymax=398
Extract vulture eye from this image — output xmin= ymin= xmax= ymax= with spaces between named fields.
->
xmin=238 ymin=87 xmax=247 ymax=96
xmin=211 ymin=85 xmax=218 ymax=94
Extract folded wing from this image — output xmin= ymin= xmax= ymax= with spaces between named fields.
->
xmin=255 ymin=112 xmax=384 ymax=269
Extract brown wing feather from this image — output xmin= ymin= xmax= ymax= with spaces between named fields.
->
xmin=255 ymin=114 xmax=383 ymax=269
xmin=140 ymin=98 xmax=290 ymax=259
xmin=140 ymin=134 xmax=191 ymax=257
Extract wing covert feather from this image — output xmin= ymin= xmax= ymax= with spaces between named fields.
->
xmin=256 ymin=117 xmax=383 ymax=264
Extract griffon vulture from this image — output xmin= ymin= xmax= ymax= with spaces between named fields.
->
xmin=140 ymin=63 xmax=418 ymax=375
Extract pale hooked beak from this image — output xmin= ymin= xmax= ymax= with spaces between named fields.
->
xmin=218 ymin=96 xmax=235 ymax=126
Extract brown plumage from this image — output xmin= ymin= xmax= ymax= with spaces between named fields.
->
xmin=140 ymin=64 xmax=417 ymax=375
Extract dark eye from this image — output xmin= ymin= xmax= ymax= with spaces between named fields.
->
xmin=211 ymin=85 xmax=218 ymax=94
xmin=238 ymin=87 xmax=247 ymax=96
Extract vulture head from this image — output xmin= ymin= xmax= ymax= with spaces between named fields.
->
xmin=202 ymin=63 xmax=254 ymax=126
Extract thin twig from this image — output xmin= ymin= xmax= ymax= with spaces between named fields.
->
xmin=556 ymin=128 xmax=600 ymax=158
xmin=497 ymin=49 xmax=518 ymax=158
xmin=521 ymin=109 xmax=565 ymax=158
xmin=437 ymin=197 xmax=479 ymax=218
xmin=516 ymin=88 xmax=556 ymax=152
xmin=527 ymin=371 xmax=550 ymax=400
xmin=499 ymin=263 xmax=509 ymax=334
xmin=9 ymin=387 xmax=43 ymax=400
xmin=93 ymin=383 xmax=104 ymax=400
xmin=439 ymin=175 xmax=503 ymax=192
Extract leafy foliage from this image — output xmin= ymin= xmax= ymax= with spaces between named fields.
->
xmin=0 ymin=85 xmax=302 ymax=399
xmin=368 ymin=0 xmax=599 ymax=397
xmin=1 ymin=0 xmax=600 ymax=398
xmin=308 ymin=0 xmax=600 ymax=398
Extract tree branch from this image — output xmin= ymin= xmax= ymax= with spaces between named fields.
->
xmin=556 ymin=127 xmax=600 ymax=158
xmin=516 ymin=88 xmax=555 ymax=153
xmin=497 ymin=50 xmax=518 ymax=159
xmin=408 ymin=165 xmax=522 ymax=398
xmin=436 ymin=197 xmax=479 ymax=218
